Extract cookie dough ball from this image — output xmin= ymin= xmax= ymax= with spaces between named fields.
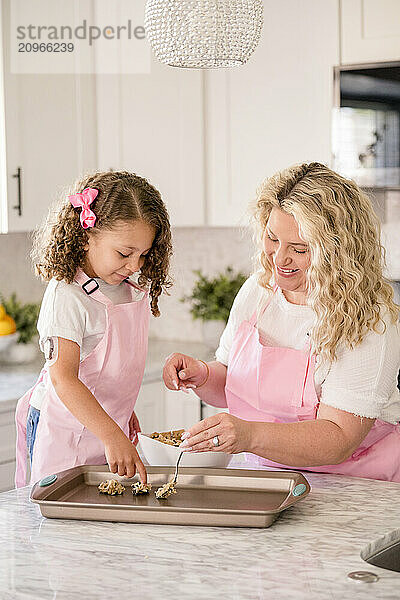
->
xmin=155 ymin=480 xmax=177 ymax=499
xmin=98 ymin=479 xmax=125 ymax=495
xmin=132 ymin=482 xmax=152 ymax=495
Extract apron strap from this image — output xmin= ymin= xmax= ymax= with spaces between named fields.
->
xmin=74 ymin=269 xmax=148 ymax=305
xmin=73 ymin=269 xmax=116 ymax=306
xmin=124 ymin=278 xmax=148 ymax=299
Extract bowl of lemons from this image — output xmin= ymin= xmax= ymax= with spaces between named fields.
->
xmin=0 ymin=304 xmax=18 ymax=351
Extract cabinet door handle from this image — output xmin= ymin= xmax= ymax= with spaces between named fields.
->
xmin=12 ymin=167 xmax=22 ymax=216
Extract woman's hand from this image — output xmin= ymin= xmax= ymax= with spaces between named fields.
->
xmin=180 ymin=413 xmax=252 ymax=454
xmin=163 ymin=353 xmax=208 ymax=392
xmin=128 ymin=410 xmax=141 ymax=445
xmin=104 ymin=430 xmax=147 ymax=483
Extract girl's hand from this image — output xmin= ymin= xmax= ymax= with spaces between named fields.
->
xmin=128 ymin=410 xmax=141 ymax=445
xmin=163 ymin=353 xmax=208 ymax=392
xmin=179 ymin=413 xmax=252 ymax=455
xmin=104 ymin=430 xmax=147 ymax=483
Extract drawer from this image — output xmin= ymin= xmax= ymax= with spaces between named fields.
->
xmin=0 ymin=461 xmax=15 ymax=492
xmin=0 ymin=412 xmax=16 ymax=463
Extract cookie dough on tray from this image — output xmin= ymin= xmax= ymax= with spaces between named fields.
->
xmin=132 ymin=482 xmax=152 ymax=495
xmin=98 ymin=479 xmax=125 ymax=495
xmin=155 ymin=480 xmax=177 ymax=499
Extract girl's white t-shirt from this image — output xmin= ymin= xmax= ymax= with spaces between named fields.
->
xmin=215 ymin=274 xmax=400 ymax=424
xmin=30 ymin=277 xmax=143 ymax=410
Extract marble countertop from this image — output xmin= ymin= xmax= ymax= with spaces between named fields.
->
xmin=1 ymin=462 xmax=400 ymax=599
xmin=0 ymin=339 xmax=213 ymax=410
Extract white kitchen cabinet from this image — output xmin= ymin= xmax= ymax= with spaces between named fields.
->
xmin=1 ymin=0 xmax=363 ymax=231
xmin=95 ymin=56 xmax=205 ymax=227
xmin=0 ymin=0 xmax=97 ymax=233
xmin=340 ymin=0 xmax=400 ymax=65
xmin=1 ymin=73 xmax=97 ymax=233
xmin=201 ymin=403 xmax=228 ymax=420
xmin=134 ymin=379 xmax=166 ymax=434
xmin=164 ymin=388 xmax=201 ymax=431
xmin=0 ymin=461 xmax=15 ymax=492
xmin=205 ymin=0 xmax=340 ymax=226
xmin=135 ymin=376 xmax=228 ymax=436
xmin=135 ymin=380 xmax=201 ymax=433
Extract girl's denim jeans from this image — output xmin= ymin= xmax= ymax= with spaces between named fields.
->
xmin=26 ymin=405 xmax=40 ymax=465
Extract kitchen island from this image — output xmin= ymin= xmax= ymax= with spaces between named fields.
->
xmin=1 ymin=466 xmax=399 ymax=599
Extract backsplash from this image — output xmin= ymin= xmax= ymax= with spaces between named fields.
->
xmin=0 ymin=232 xmax=45 ymax=303
xmin=0 ymin=228 xmax=254 ymax=343
xmin=150 ymin=227 xmax=254 ymax=342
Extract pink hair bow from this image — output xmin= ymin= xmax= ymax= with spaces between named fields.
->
xmin=68 ymin=187 xmax=98 ymax=229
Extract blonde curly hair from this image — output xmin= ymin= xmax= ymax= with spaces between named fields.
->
xmin=252 ymin=162 xmax=399 ymax=363
xmin=31 ymin=170 xmax=172 ymax=317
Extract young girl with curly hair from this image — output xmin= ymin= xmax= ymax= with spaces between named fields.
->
xmin=15 ymin=171 xmax=172 ymax=487
xmin=164 ymin=162 xmax=400 ymax=482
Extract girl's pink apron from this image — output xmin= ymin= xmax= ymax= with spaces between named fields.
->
xmin=225 ymin=287 xmax=400 ymax=482
xmin=15 ymin=269 xmax=150 ymax=487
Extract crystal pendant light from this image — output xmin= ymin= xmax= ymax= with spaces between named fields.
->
xmin=144 ymin=0 xmax=264 ymax=69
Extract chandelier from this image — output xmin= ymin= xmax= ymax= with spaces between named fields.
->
xmin=144 ymin=0 xmax=264 ymax=69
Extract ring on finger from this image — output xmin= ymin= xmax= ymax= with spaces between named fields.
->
xmin=212 ymin=435 xmax=220 ymax=447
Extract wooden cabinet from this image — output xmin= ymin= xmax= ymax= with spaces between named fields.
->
xmin=205 ymin=0 xmax=340 ymax=226
xmin=340 ymin=0 xmax=400 ymax=65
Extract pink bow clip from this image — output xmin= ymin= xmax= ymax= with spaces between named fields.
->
xmin=68 ymin=187 xmax=98 ymax=229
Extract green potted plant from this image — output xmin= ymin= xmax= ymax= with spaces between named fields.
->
xmin=0 ymin=293 xmax=40 ymax=363
xmin=182 ymin=267 xmax=247 ymax=348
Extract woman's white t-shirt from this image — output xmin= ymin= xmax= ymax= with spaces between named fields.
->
xmin=215 ymin=274 xmax=400 ymax=424
xmin=30 ymin=277 xmax=143 ymax=410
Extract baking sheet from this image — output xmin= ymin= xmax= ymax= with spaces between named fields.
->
xmin=30 ymin=465 xmax=311 ymax=528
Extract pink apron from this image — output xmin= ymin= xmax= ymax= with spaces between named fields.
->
xmin=225 ymin=287 xmax=400 ymax=482
xmin=15 ymin=269 xmax=150 ymax=487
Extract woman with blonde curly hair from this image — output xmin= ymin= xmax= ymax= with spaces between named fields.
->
xmin=15 ymin=170 xmax=172 ymax=487
xmin=164 ymin=162 xmax=400 ymax=482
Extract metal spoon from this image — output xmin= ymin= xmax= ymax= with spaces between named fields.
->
xmin=171 ymin=451 xmax=184 ymax=485
xmin=155 ymin=451 xmax=184 ymax=499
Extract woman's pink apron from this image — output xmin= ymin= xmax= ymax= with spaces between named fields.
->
xmin=15 ymin=269 xmax=150 ymax=487
xmin=225 ymin=287 xmax=400 ymax=482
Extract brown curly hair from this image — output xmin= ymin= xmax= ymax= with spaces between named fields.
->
xmin=31 ymin=170 xmax=173 ymax=316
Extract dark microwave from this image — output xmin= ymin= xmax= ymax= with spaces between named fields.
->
xmin=333 ymin=62 xmax=400 ymax=187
